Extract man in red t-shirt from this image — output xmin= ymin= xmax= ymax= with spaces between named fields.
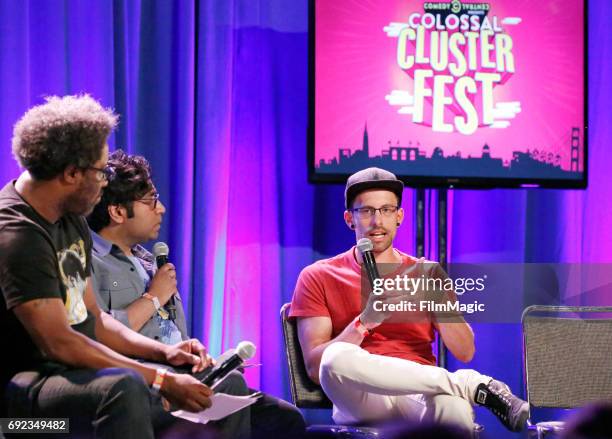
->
xmin=290 ymin=167 xmax=528 ymax=433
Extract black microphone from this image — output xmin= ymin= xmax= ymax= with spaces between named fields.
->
xmin=153 ymin=242 xmax=176 ymax=321
xmin=202 ymin=341 xmax=256 ymax=388
xmin=357 ymin=238 xmax=380 ymax=288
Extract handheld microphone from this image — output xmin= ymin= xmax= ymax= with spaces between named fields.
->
xmin=153 ymin=242 xmax=176 ymax=321
xmin=357 ymin=238 xmax=380 ymax=288
xmin=202 ymin=341 xmax=256 ymax=388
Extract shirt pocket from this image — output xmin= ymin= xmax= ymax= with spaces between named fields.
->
xmin=96 ymin=273 xmax=140 ymax=310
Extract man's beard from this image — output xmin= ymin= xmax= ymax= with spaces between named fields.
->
xmin=365 ymin=227 xmax=394 ymax=254
xmin=372 ymin=239 xmax=393 ymax=254
xmin=62 ymin=185 xmax=100 ymax=216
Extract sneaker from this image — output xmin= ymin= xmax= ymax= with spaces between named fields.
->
xmin=474 ymin=380 xmax=529 ymax=432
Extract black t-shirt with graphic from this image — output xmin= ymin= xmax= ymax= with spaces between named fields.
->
xmin=0 ymin=181 xmax=96 ymax=400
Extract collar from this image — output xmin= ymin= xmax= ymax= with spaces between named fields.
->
xmin=91 ymin=229 xmax=114 ymax=257
xmin=90 ymin=229 xmax=155 ymax=265
xmin=133 ymin=244 xmax=154 ymax=264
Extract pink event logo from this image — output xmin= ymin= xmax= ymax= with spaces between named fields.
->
xmin=384 ymin=1 xmax=521 ymax=135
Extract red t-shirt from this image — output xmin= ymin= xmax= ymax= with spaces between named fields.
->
xmin=290 ymin=247 xmax=436 ymax=365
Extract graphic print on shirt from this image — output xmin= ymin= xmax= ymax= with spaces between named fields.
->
xmin=57 ymin=240 xmax=88 ymax=325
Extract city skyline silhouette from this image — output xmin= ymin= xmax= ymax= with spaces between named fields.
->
xmin=316 ymin=125 xmax=583 ymax=180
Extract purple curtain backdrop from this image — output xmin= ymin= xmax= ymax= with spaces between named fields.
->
xmin=0 ymin=1 xmax=609 ymax=436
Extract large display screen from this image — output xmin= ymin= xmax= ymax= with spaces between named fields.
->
xmin=309 ymin=0 xmax=587 ymax=188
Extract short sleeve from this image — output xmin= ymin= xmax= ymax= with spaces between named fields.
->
xmin=289 ymin=264 xmax=330 ymax=318
xmin=89 ymin=257 xmax=109 ymax=312
xmin=0 ymin=224 xmax=62 ymax=309
xmin=89 ymin=252 xmax=130 ymax=328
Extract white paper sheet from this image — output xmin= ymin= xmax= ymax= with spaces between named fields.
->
xmin=172 ymin=392 xmax=261 ymax=424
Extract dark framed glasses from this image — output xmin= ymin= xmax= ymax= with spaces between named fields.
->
xmin=350 ymin=205 xmax=399 ymax=220
xmin=134 ymin=193 xmax=160 ymax=210
xmin=86 ymin=166 xmax=114 ymax=182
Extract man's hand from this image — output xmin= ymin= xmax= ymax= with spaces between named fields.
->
xmin=164 ymin=339 xmax=214 ymax=373
xmin=161 ymin=372 xmax=213 ymax=412
xmin=148 ymin=263 xmax=178 ymax=306
xmin=359 ymin=288 xmax=409 ymax=329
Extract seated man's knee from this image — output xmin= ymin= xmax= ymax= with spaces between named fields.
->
xmin=274 ymin=398 xmax=306 ymax=431
xmin=5 ymin=371 xmax=43 ymax=417
xmin=215 ymin=371 xmax=249 ymax=396
xmin=252 ymin=395 xmax=306 ymax=439
xmin=34 ymin=368 xmax=153 ymax=435
xmin=319 ymin=342 xmax=360 ymax=383
xmin=425 ymin=394 xmax=474 ymax=432
xmin=102 ymin=368 xmax=151 ymax=412
xmin=104 ymin=368 xmax=147 ymax=390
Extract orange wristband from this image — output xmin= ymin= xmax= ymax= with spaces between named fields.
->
xmin=152 ymin=368 xmax=168 ymax=393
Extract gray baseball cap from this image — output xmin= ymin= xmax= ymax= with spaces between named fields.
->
xmin=344 ymin=167 xmax=404 ymax=209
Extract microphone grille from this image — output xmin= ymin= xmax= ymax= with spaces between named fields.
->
xmin=153 ymin=242 xmax=170 ymax=258
xmin=236 ymin=341 xmax=256 ymax=360
xmin=356 ymin=238 xmax=373 ymax=254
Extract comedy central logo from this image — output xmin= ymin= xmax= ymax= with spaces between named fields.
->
xmin=384 ymin=1 xmax=521 ymax=134
xmin=423 ymin=1 xmax=490 ymax=14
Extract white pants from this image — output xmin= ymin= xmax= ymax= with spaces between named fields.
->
xmin=319 ymin=342 xmax=491 ymax=430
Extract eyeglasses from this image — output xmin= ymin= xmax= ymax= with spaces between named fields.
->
xmin=134 ymin=193 xmax=160 ymax=210
xmin=350 ymin=205 xmax=399 ymax=220
xmin=86 ymin=166 xmax=114 ymax=182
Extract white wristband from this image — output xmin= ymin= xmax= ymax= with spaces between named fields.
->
xmin=142 ymin=292 xmax=161 ymax=310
